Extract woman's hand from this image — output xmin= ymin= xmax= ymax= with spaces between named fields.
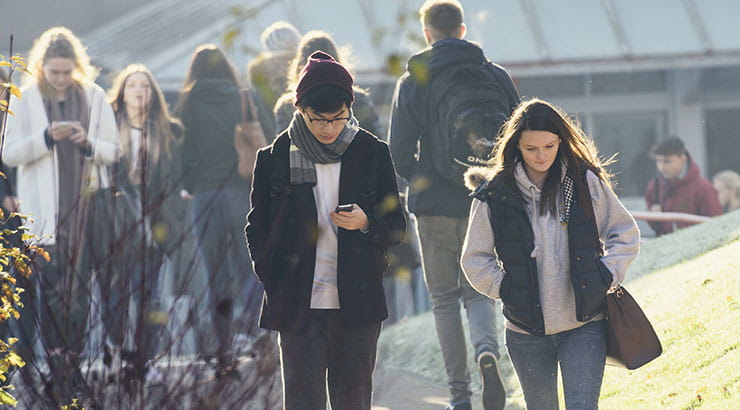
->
xmin=330 ymin=204 xmax=369 ymax=231
xmin=67 ymin=122 xmax=89 ymax=147
xmin=50 ymin=121 xmax=76 ymax=141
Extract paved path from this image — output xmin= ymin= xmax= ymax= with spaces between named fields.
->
xmin=372 ymin=367 xmax=450 ymax=410
xmin=373 ymin=367 xmax=523 ymax=410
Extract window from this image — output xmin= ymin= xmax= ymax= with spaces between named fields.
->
xmin=591 ymin=111 xmax=667 ymax=196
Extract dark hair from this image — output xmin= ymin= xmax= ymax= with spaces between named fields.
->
xmin=420 ymin=0 xmax=464 ymax=40
xmin=181 ymin=44 xmax=240 ymax=92
xmin=651 ymin=136 xmax=687 ymax=157
xmin=296 ymin=85 xmax=352 ymax=114
xmin=492 ymin=98 xmax=613 ymax=219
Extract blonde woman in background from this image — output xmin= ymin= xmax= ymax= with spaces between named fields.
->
xmin=713 ymin=170 xmax=740 ymax=213
xmin=3 ymin=26 xmax=118 ymax=404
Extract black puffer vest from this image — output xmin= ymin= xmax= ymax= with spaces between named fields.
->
xmin=473 ymin=170 xmax=612 ymax=334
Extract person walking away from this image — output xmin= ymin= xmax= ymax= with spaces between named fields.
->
xmin=246 ymin=51 xmax=406 ymax=410
xmin=177 ymin=45 xmax=261 ymax=372
xmin=247 ymin=21 xmax=302 ymax=141
xmin=388 ymin=1 xmax=519 ymax=408
xmin=462 ymin=98 xmax=640 ymax=410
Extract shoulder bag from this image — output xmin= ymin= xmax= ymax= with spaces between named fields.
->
xmin=234 ymin=88 xmax=267 ymax=179
xmin=605 ymin=285 xmax=663 ymax=370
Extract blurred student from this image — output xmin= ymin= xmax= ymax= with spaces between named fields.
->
xmin=247 ymin=21 xmax=302 ymax=140
xmin=3 ymin=26 xmax=119 ymax=402
xmin=462 ymin=99 xmax=640 ymax=410
xmin=274 ymin=30 xmax=381 ymax=138
xmin=102 ymin=64 xmax=184 ymax=374
xmin=712 ymin=170 xmax=740 ymax=213
xmin=177 ymin=45 xmax=261 ymax=370
xmin=645 ymin=137 xmax=722 ymax=235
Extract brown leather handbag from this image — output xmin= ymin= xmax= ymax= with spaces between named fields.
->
xmin=605 ymin=286 xmax=663 ymax=370
xmin=234 ymin=88 xmax=267 ymax=179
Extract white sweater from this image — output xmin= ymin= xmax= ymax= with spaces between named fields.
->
xmin=461 ymin=163 xmax=640 ymax=334
xmin=3 ymin=82 xmax=119 ymax=244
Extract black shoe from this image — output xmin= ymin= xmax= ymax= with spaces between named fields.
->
xmin=479 ymin=351 xmax=506 ymax=410
xmin=445 ymin=402 xmax=472 ymax=410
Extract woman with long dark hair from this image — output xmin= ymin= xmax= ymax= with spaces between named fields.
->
xmin=461 ymin=98 xmax=640 ymax=409
xmin=177 ymin=44 xmax=260 ymax=369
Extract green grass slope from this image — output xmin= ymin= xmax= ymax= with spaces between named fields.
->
xmin=377 ymin=210 xmax=740 ymax=409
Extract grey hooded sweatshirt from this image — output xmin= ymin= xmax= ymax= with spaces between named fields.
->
xmin=461 ymin=162 xmax=640 ymax=334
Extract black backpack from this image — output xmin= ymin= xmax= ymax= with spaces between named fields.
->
xmin=427 ymin=60 xmax=519 ymax=187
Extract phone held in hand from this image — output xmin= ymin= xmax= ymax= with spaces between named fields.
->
xmin=335 ymin=204 xmax=354 ymax=213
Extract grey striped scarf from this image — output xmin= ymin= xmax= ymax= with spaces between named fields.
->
xmin=287 ymin=110 xmax=359 ymax=185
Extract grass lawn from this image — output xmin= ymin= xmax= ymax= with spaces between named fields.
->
xmin=600 ymin=239 xmax=740 ymax=410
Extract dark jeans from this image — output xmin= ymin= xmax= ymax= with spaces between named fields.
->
xmin=279 ymin=310 xmax=381 ymax=410
xmin=506 ymin=320 xmax=607 ymax=410
xmin=191 ymin=185 xmax=261 ymax=359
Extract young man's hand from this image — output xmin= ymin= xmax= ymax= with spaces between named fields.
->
xmin=330 ymin=204 xmax=369 ymax=231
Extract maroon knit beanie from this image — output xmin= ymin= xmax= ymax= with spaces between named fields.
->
xmin=295 ymin=51 xmax=354 ymax=106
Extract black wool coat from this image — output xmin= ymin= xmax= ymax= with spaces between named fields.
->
xmin=245 ymin=129 xmax=406 ymax=331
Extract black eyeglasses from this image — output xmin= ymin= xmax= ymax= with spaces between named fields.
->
xmin=305 ymin=113 xmax=350 ymax=127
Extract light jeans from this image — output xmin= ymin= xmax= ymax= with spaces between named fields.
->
xmin=417 ymin=215 xmax=499 ymax=403
xmin=506 ymin=320 xmax=607 ymax=410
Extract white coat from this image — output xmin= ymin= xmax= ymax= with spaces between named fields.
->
xmin=3 ymin=82 xmax=119 ymax=244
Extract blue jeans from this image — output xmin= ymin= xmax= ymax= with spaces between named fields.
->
xmin=506 ymin=320 xmax=606 ymax=410
xmin=191 ymin=185 xmax=262 ymax=358
xmin=417 ymin=215 xmax=499 ymax=403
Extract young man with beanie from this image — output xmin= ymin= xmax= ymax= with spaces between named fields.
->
xmin=246 ymin=51 xmax=406 ymax=410
xmin=645 ymin=136 xmax=722 ymax=235
xmin=388 ymin=1 xmax=517 ymax=409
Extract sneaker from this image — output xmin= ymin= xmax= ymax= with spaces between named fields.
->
xmin=478 ymin=351 xmax=506 ymax=410
xmin=445 ymin=401 xmax=472 ymax=410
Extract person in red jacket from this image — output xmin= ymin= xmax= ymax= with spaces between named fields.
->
xmin=645 ymin=137 xmax=723 ymax=235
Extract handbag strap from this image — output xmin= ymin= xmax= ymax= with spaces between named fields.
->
xmin=240 ymin=88 xmax=259 ymax=123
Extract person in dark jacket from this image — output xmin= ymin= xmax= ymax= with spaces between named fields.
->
xmin=387 ymin=2 xmax=518 ymax=409
xmin=645 ymin=136 xmax=723 ymax=235
xmin=462 ymin=98 xmax=640 ymax=410
xmin=177 ymin=45 xmax=261 ymax=369
xmin=246 ymin=51 xmax=405 ymax=410
xmin=103 ymin=63 xmax=184 ymax=375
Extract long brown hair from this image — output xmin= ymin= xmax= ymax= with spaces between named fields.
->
xmin=491 ymin=98 xmax=614 ymax=217
xmin=108 ymin=64 xmax=181 ymax=183
xmin=26 ymin=26 xmax=98 ymax=95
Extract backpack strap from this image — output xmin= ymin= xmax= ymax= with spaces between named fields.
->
xmin=484 ymin=61 xmax=520 ymax=112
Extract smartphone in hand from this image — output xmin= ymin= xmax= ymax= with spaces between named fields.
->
xmin=335 ymin=204 xmax=354 ymax=213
